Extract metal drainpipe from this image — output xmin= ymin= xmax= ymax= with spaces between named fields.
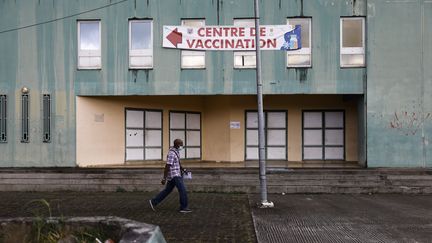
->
xmin=254 ymin=0 xmax=274 ymax=208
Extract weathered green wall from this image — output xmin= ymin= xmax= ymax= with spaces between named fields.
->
xmin=367 ymin=0 xmax=432 ymax=167
xmin=0 ymin=0 xmax=76 ymax=166
xmin=0 ymin=0 xmax=366 ymax=167
xmin=1 ymin=0 xmax=366 ymax=97
xmin=71 ymin=0 xmax=367 ymax=95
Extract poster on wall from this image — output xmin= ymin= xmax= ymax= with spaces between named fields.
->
xmin=230 ymin=121 xmax=241 ymax=129
xmin=163 ymin=25 xmax=301 ymax=51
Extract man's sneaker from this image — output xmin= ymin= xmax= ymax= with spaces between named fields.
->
xmin=179 ymin=208 xmax=192 ymax=213
xmin=149 ymin=200 xmax=156 ymax=212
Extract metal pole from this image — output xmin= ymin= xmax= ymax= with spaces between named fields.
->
xmin=254 ymin=0 xmax=273 ymax=208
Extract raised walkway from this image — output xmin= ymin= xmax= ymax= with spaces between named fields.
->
xmin=0 ymin=166 xmax=431 ymax=194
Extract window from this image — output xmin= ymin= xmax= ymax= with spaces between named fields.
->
xmin=0 ymin=95 xmax=6 ymax=143
xmin=43 ymin=94 xmax=51 ymax=143
xmin=129 ymin=20 xmax=153 ymax=69
xmin=170 ymin=112 xmax=201 ymax=159
xmin=78 ymin=20 xmax=101 ymax=69
xmin=245 ymin=111 xmax=287 ymax=160
xmin=181 ymin=19 xmax=206 ymax=69
xmin=340 ymin=17 xmax=365 ymax=67
xmin=234 ymin=19 xmax=256 ymax=68
xmin=21 ymin=94 xmax=29 ymax=143
xmin=287 ymin=18 xmax=312 ymax=67
xmin=303 ymin=111 xmax=345 ymax=160
xmin=125 ymin=109 xmax=162 ymax=161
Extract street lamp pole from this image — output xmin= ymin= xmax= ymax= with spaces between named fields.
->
xmin=254 ymin=0 xmax=274 ymax=208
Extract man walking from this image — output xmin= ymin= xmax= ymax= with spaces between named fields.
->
xmin=149 ymin=139 xmax=192 ymax=213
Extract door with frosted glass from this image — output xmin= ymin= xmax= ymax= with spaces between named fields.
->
xmin=245 ymin=111 xmax=287 ymax=160
xmin=170 ymin=111 xmax=201 ymax=159
xmin=303 ymin=111 xmax=345 ymax=160
xmin=125 ymin=109 xmax=162 ymax=161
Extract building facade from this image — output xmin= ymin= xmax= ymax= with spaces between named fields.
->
xmin=0 ymin=0 xmax=430 ymax=168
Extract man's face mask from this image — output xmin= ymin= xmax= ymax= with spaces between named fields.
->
xmin=178 ymin=146 xmax=184 ymax=151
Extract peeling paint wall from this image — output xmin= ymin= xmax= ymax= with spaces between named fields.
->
xmin=0 ymin=0 xmax=366 ymax=167
xmin=367 ymin=0 xmax=432 ymax=167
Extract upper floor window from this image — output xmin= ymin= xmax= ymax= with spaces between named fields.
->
xmin=129 ymin=19 xmax=153 ymax=69
xmin=78 ymin=20 xmax=101 ymax=69
xmin=287 ymin=18 xmax=312 ymax=68
xmin=181 ymin=19 xmax=206 ymax=69
xmin=340 ymin=17 xmax=365 ymax=67
xmin=234 ymin=19 xmax=256 ymax=69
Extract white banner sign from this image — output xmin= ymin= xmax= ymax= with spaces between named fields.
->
xmin=163 ymin=25 xmax=301 ymax=51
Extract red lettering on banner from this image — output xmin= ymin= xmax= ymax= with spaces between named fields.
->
xmin=250 ymin=27 xmax=266 ymax=37
xmin=235 ymin=40 xmax=244 ymax=49
xmin=238 ymin=27 xmax=245 ymax=37
xmin=244 ymin=39 xmax=251 ymax=48
xmin=196 ymin=40 xmax=204 ymax=48
xmin=213 ymin=39 xmax=220 ymax=48
xmin=187 ymin=39 xmax=196 ymax=48
xmin=223 ymin=27 xmax=230 ymax=36
xmin=198 ymin=28 xmax=205 ymax=37
xmin=267 ymin=39 xmax=276 ymax=48
xmin=197 ymin=27 xmax=253 ymax=38
xmin=214 ymin=28 xmax=222 ymax=37
xmin=204 ymin=39 xmax=212 ymax=49
xmin=226 ymin=39 xmax=234 ymax=49
xmin=231 ymin=28 xmax=238 ymax=37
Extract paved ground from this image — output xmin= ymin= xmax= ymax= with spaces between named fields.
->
xmin=0 ymin=192 xmax=256 ymax=243
xmin=1 ymin=192 xmax=432 ymax=243
xmin=250 ymin=194 xmax=432 ymax=243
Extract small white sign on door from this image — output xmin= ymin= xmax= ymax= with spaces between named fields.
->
xmin=230 ymin=121 xmax=240 ymax=129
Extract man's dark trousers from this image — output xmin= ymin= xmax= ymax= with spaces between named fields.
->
xmin=151 ymin=176 xmax=188 ymax=210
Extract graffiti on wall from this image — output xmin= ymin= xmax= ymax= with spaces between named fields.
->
xmin=390 ymin=109 xmax=431 ymax=136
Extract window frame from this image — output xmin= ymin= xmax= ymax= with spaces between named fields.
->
xmin=302 ymin=110 xmax=345 ymax=161
xmin=125 ymin=108 xmax=163 ymax=161
xmin=169 ymin=111 xmax=202 ymax=160
xmin=21 ymin=94 xmax=29 ymax=143
xmin=128 ymin=19 xmax=154 ymax=69
xmin=0 ymin=95 xmax=6 ymax=143
xmin=286 ymin=17 xmax=312 ymax=68
xmin=233 ymin=18 xmax=256 ymax=69
xmin=42 ymin=94 xmax=51 ymax=143
xmin=77 ymin=20 xmax=102 ymax=70
xmin=181 ymin=19 xmax=206 ymax=69
xmin=245 ymin=110 xmax=288 ymax=161
xmin=340 ymin=17 xmax=366 ymax=68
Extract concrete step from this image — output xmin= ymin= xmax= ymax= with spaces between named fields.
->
xmin=0 ymin=168 xmax=431 ymax=194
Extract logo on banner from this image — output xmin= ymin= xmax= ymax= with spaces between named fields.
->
xmin=280 ymin=25 xmax=302 ymax=51
xmin=163 ymin=25 xmax=302 ymax=51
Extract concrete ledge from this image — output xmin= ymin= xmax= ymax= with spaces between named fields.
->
xmin=0 ymin=216 xmax=166 ymax=243
xmin=0 ymin=168 xmax=431 ymax=194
